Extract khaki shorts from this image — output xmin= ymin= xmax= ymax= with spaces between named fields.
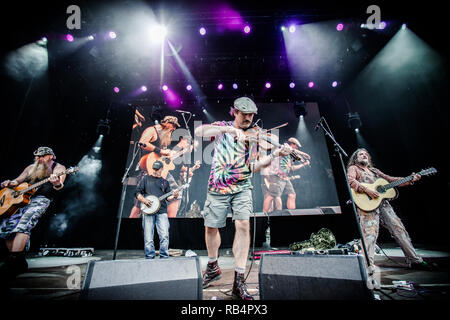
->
xmin=268 ymin=175 xmax=296 ymax=197
xmin=203 ymin=189 xmax=253 ymax=228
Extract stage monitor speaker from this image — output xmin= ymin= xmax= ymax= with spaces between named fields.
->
xmin=81 ymin=256 xmax=202 ymax=300
xmin=259 ymin=254 xmax=372 ymax=300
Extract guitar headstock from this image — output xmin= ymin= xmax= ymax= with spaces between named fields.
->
xmin=66 ymin=166 xmax=80 ymax=175
xmin=418 ymin=167 xmax=437 ymax=177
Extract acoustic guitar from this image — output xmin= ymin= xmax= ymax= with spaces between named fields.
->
xmin=351 ymin=167 xmax=437 ymax=212
xmin=0 ymin=166 xmax=79 ymax=218
xmin=139 ymin=148 xmax=190 ymax=178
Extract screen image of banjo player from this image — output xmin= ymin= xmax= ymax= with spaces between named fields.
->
xmin=0 ymin=147 xmax=66 ymax=282
xmin=135 ymin=160 xmax=180 ymax=259
xmin=129 ymin=115 xmax=191 ymax=218
xmin=195 ymin=97 xmax=294 ymax=300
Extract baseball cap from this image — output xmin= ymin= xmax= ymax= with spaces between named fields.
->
xmin=152 ymin=160 xmax=164 ymax=170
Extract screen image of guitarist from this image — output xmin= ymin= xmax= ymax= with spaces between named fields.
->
xmin=346 ymin=148 xmax=436 ymax=280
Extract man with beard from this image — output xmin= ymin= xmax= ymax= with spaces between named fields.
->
xmin=0 ymin=147 xmax=66 ymax=280
xmin=195 ymin=97 xmax=292 ymax=300
xmin=129 ymin=115 xmax=189 ymax=218
xmin=347 ymin=148 xmax=433 ymax=288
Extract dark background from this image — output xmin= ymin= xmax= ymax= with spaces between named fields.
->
xmin=0 ymin=0 xmax=448 ymax=251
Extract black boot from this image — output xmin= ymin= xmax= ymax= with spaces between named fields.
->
xmin=202 ymin=260 xmax=222 ymax=288
xmin=232 ymin=271 xmax=254 ymax=300
xmin=0 ymin=251 xmax=28 ymax=282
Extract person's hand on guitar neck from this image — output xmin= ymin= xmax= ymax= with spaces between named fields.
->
xmin=1 ymin=180 xmax=19 ymax=188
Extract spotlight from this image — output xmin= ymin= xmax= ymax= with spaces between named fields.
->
xmin=289 ymin=82 xmax=296 ymax=88
xmin=113 ymin=86 xmax=120 ymax=93
xmin=401 ymin=24 xmax=407 ymax=30
xmin=347 ymin=112 xmax=362 ymax=130
xmin=65 ymin=34 xmax=74 ymax=42
xmin=265 ymin=82 xmax=271 ymax=89
xmin=37 ymin=37 xmax=47 ymax=46
xmin=308 ymin=81 xmax=314 ymax=88
xmin=294 ymin=101 xmax=307 ymax=118
xmin=289 ymin=25 xmax=296 ymax=33
xmin=243 ymin=25 xmax=251 ymax=34
xmin=332 ymin=81 xmax=338 ymax=87
xmin=186 ymin=84 xmax=192 ymax=91
xmin=150 ymin=25 xmax=167 ymax=43
xmin=336 ymin=23 xmax=344 ymax=31
xmin=96 ymin=119 xmax=111 ymax=136
xmin=109 ymin=31 xmax=117 ymax=39
xmin=281 ymin=26 xmax=286 ymax=31
xmin=202 ymin=107 xmax=207 ymax=113
xmin=162 ymin=85 xmax=168 ymax=91
xmin=141 ymin=86 xmax=147 ymax=92
xmin=378 ymin=21 xmax=386 ymax=29
xmin=199 ymin=27 xmax=206 ymax=36
xmin=88 ymin=35 xmax=95 ymax=40
xmin=232 ymin=83 xmax=238 ymax=89
xmin=217 ymin=83 xmax=223 ymax=90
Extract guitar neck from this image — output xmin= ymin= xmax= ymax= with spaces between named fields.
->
xmin=19 ymin=171 xmax=66 ymax=195
xmin=384 ymin=175 xmax=413 ymax=190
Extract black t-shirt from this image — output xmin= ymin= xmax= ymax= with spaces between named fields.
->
xmin=135 ymin=175 xmax=171 ymax=213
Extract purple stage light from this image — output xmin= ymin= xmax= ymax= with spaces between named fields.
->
xmin=308 ymin=81 xmax=314 ymax=88
xmin=379 ymin=21 xmax=386 ymax=29
xmin=336 ymin=23 xmax=344 ymax=31
xmin=232 ymin=83 xmax=238 ymax=89
xmin=162 ymin=85 xmax=168 ymax=91
xmin=332 ymin=81 xmax=338 ymax=87
xmin=289 ymin=82 xmax=296 ymax=88
xmin=141 ymin=86 xmax=147 ymax=92
xmin=113 ymin=87 xmax=120 ymax=93
xmin=243 ymin=25 xmax=251 ymax=34
xmin=289 ymin=25 xmax=296 ymax=33
xmin=265 ymin=82 xmax=271 ymax=89
xmin=186 ymin=84 xmax=192 ymax=91
xmin=65 ymin=34 xmax=74 ymax=42
xmin=109 ymin=31 xmax=117 ymax=39
xmin=199 ymin=27 xmax=206 ymax=36
xmin=217 ymin=83 xmax=223 ymax=90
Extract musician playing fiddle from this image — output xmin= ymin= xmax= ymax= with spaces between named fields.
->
xmin=195 ymin=96 xmax=293 ymax=300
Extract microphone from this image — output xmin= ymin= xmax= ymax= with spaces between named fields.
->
xmin=314 ymin=117 xmax=324 ymax=131
xmin=138 ymin=142 xmax=146 ymax=147
xmin=175 ymin=110 xmax=191 ymax=114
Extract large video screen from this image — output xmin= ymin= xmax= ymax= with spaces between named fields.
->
xmin=119 ymin=102 xmax=341 ymax=218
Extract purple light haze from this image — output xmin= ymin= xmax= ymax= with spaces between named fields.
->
xmin=163 ymin=88 xmax=181 ymax=107
xmin=210 ymin=4 xmax=244 ymax=32
xmin=308 ymin=81 xmax=314 ymax=88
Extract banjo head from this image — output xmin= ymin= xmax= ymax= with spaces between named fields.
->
xmin=140 ymin=195 xmax=161 ymax=215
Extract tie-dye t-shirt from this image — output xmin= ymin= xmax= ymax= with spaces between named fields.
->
xmin=208 ymin=121 xmax=259 ymax=195
xmin=267 ymin=155 xmax=291 ymax=179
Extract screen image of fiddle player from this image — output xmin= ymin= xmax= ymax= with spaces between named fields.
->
xmin=119 ymin=101 xmax=341 ymax=218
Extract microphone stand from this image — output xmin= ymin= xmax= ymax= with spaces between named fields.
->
xmin=316 ymin=117 xmax=372 ymax=270
xmin=113 ymin=141 xmax=142 ymax=260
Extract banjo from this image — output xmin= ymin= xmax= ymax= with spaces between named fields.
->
xmin=140 ymin=183 xmax=190 ymax=215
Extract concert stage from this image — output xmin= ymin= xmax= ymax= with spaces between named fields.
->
xmin=2 ymin=243 xmax=449 ymax=301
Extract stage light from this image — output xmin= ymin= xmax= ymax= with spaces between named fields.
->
xmin=294 ymin=101 xmax=307 ymax=118
xmin=355 ymin=128 xmax=360 ymax=133
xmin=379 ymin=21 xmax=387 ymax=29
xmin=186 ymin=84 xmax=192 ymax=91
xmin=109 ymin=31 xmax=117 ymax=39
xmin=199 ymin=27 xmax=206 ymax=36
xmin=96 ymin=119 xmax=111 ymax=136
xmin=265 ymin=82 xmax=271 ymax=89
xmin=65 ymin=34 xmax=74 ymax=42
xmin=150 ymin=25 xmax=167 ymax=43
xmin=88 ymin=35 xmax=95 ymax=40
xmin=281 ymin=26 xmax=286 ymax=31
xmin=401 ymin=24 xmax=407 ymax=30
xmin=37 ymin=37 xmax=47 ymax=46
xmin=162 ymin=85 xmax=168 ymax=91
xmin=289 ymin=82 xmax=296 ymax=88
xmin=113 ymin=86 xmax=120 ymax=93
xmin=217 ymin=83 xmax=223 ymax=90
xmin=332 ymin=81 xmax=338 ymax=87
xmin=232 ymin=83 xmax=238 ymax=89
xmin=336 ymin=23 xmax=344 ymax=31
xmin=289 ymin=25 xmax=296 ymax=33
xmin=308 ymin=81 xmax=314 ymax=88
xmin=243 ymin=25 xmax=251 ymax=34
xmin=347 ymin=112 xmax=362 ymax=130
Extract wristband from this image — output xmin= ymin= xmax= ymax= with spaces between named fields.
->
xmin=153 ymin=146 xmax=161 ymax=154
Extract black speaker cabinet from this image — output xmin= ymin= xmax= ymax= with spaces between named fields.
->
xmin=259 ymin=254 xmax=372 ymax=300
xmin=81 ymin=257 xmax=202 ymax=300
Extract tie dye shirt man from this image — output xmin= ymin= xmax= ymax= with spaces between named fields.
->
xmin=207 ymin=121 xmax=259 ymax=195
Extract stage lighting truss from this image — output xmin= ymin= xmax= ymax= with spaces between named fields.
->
xmin=347 ymin=112 xmax=362 ymax=130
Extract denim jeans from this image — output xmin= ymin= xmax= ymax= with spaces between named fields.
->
xmin=142 ymin=213 xmax=170 ymax=259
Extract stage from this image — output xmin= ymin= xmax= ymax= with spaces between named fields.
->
xmin=2 ymin=243 xmax=449 ymax=301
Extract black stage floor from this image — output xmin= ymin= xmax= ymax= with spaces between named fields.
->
xmin=1 ymin=243 xmax=449 ymax=301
